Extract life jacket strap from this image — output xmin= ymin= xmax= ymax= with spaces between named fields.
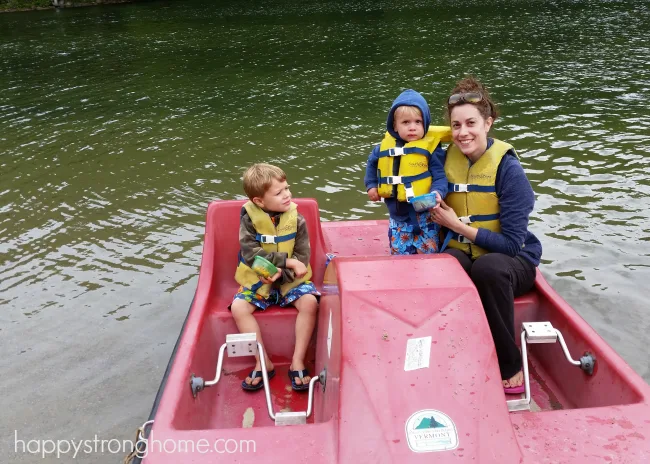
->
xmin=379 ymin=171 xmax=431 ymax=187
xmin=377 ymin=146 xmax=431 ymax=158
xmin=458 ymin=213 xmax=500 ymax=224
xmin=237 ymin=252 xmax=266 ymax=293
xmin=448 ymin=182 xmax=496 ymax=193
xmin=248 ymin=281 xmax=264 ymax=293
xmin=450 ymin=232 xmax=473 ymax=244
xmin=439 ymin=229 xmax=454 ymax=252
xmin=255 ymin=232 xmax=297 ymax=244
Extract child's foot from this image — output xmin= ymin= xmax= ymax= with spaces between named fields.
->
xmin=243 ymin=361 xmax=275 ymax=389
xmin=289 ymin=359 xmax=311 ymax=390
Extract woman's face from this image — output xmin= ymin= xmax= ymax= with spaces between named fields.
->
xmin=450 ymin=104 xmax=493 ymax=162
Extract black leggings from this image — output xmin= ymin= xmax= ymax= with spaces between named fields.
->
xmin=444 ymin=249 xmax=537 ymax=380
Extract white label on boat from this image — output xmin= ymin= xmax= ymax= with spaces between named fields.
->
xmin=327 ymin=310 xmax=333 ymax=358
xmin=404 ymin=336 xmax=431 ymax=371
xmin=405 ymin=409 xmax=458 ymax=453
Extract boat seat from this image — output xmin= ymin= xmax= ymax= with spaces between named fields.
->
xmin=514 ymin=290 xmax=539 ymax=312
xmin=201 ymin=198 xmax=328 ymax=314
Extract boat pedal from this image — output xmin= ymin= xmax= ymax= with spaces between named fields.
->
xmin=226 ymin=333 xmax=258 ymax=357
xmin=523 ymin=322 xmax=557 ymax=344
xmin=508 ymin=321 xmax=590 ymax=413
xmin=275 ymin=411 xmax=307 ymax=426
xmin=190 ymin=333 xmax=259 ymax=398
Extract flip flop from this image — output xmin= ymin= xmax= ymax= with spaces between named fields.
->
xmin=288 ymin=368 xmax=310 ymax=392
xmin=241 ymin=369 xmax=275 ymax=391
xmin=504 ymin=384 xmax=525 ymax=395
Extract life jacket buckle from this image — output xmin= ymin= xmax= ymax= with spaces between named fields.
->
xmin=457 ymin=234 xmax=472 ymax=244
xmin=385 ymin=176 xmax=403 ymax=185
xmin=453 ymin=183 xmax=469 ymax=193
xmin=259 ymin=234 xmax=276 ymax=244
xmin=459 ymin=216 xmax=472 ymax=224
xmin=388 ymin=147 xmax=404 ymax=157
xmin=405 ymin=187 xmax=415 ymax=201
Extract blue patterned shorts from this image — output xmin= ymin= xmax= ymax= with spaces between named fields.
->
xmin=388 ymin=213 xmax=441 ymax=255
xmin=232 ymin=281 xmax=320 ymax=311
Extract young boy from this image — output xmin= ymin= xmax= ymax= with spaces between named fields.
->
xmin=230 ymin=163 xmax=320 ymax=392
xmin=364 ymin=89 xmax=450 ymax=254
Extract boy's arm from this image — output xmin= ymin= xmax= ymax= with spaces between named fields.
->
xmin=291 ymin=214 xmax=311 ymax=266
xmin=280 ymin=214 xmax=311 ymax=284
xmin=428 ymin=144 xmax=448 ymax=198
xmin=239 ymin=213 xmax=288 ymax=269
xmin=364 ymin=146 xmax=380 ymax=191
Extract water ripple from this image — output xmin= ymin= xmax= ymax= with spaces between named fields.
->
xmin=0 ymin=0 xmax=649 ymax=377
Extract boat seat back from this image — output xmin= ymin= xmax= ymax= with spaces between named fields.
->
xmin=202 ymin=198 xmax=327 ymax=304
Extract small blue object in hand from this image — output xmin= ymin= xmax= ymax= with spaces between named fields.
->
xmin=409 ymin=193 xmax=438 ymax=213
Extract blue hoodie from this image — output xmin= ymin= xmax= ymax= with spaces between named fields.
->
xmin=475 ymin=139 xmax=543 ymax=267
xmin=364 ymin=89 xmax=448 ymax=223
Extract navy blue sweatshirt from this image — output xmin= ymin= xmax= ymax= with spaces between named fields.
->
xmin=364 ymin=89 xmax=448 ymax=223
xmin=476 ymin=140 xmax=542 ymax=266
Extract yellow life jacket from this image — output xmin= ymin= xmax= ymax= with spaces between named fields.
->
xmin=377 ymin=126 xmax=452 ymax=202
xmin=234 ymin=201 xmax=312 ymax=298
xmin=444 ymin=139 xmax=517 ymax=259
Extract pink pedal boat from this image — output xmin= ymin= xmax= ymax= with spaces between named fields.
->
xmin=133 ymin=198 xmax=650 ymax=464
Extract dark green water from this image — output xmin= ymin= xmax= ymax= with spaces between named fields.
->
xmin=1 ymin=0 xmax=649 ymax=461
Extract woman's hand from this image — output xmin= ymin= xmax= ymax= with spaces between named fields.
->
xmin=367 ymin=188 xmax=380 ymax=202
xmin=260 ymin=269 xmax=282 ymax=285
xmin=432 ymin=201 xmax=479 ymax=243
xmin=431 ymin=201 xmax=461 ymax=231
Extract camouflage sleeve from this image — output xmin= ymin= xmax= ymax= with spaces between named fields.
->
xmin=280 ymin=214 xmax=312 ymax=284
xmin=292 ymin=214 xmax=311 ymax=267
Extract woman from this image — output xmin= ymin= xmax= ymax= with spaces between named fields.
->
xmin=432 ymin=76 xmax=543 ymax=394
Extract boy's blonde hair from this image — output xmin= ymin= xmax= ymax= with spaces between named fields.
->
xmin=393 ymin=105 xmax=422 ymax=124
xmin=242 ymin=163 xmax=287 ymax=200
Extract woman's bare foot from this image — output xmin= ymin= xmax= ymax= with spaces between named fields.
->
xmin=502 ymin=370 xmax=523 ymax=388
xmin=244 ymin=360 xmax=275 ymax=388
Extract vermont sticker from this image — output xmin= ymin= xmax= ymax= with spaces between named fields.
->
xmin=405 ymin=409 xmax=458 ymax=453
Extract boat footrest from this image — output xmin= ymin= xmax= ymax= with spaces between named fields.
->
xmin=226 ymin=333 xmax=258 ymax=357
xmin=508 ymin=321 xmax=594 ymax=412
xmin=275 ymin=411 xmax=307 ymax=426
xmin=523 ymin=322 xmax=558 ymax=344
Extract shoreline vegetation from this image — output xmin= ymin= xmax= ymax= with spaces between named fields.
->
xmin=0 ymin=0 xmax=136 ymax=12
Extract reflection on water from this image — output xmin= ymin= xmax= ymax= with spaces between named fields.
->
xmin=0 ymin=0 xmax=649 ymax=381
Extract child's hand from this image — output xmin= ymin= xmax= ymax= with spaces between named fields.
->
xmin=260 ymin=269 xmax=282 ymax=285
xmin=287 ymin=259 xmax=308 ymax=279
xmin=293 ymin=261 xmax=308 ymax=279
xmin=432 ymin=191 xmax=442 ymax=209
xmin=367 ymin=188 xmax=380 ymax=202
